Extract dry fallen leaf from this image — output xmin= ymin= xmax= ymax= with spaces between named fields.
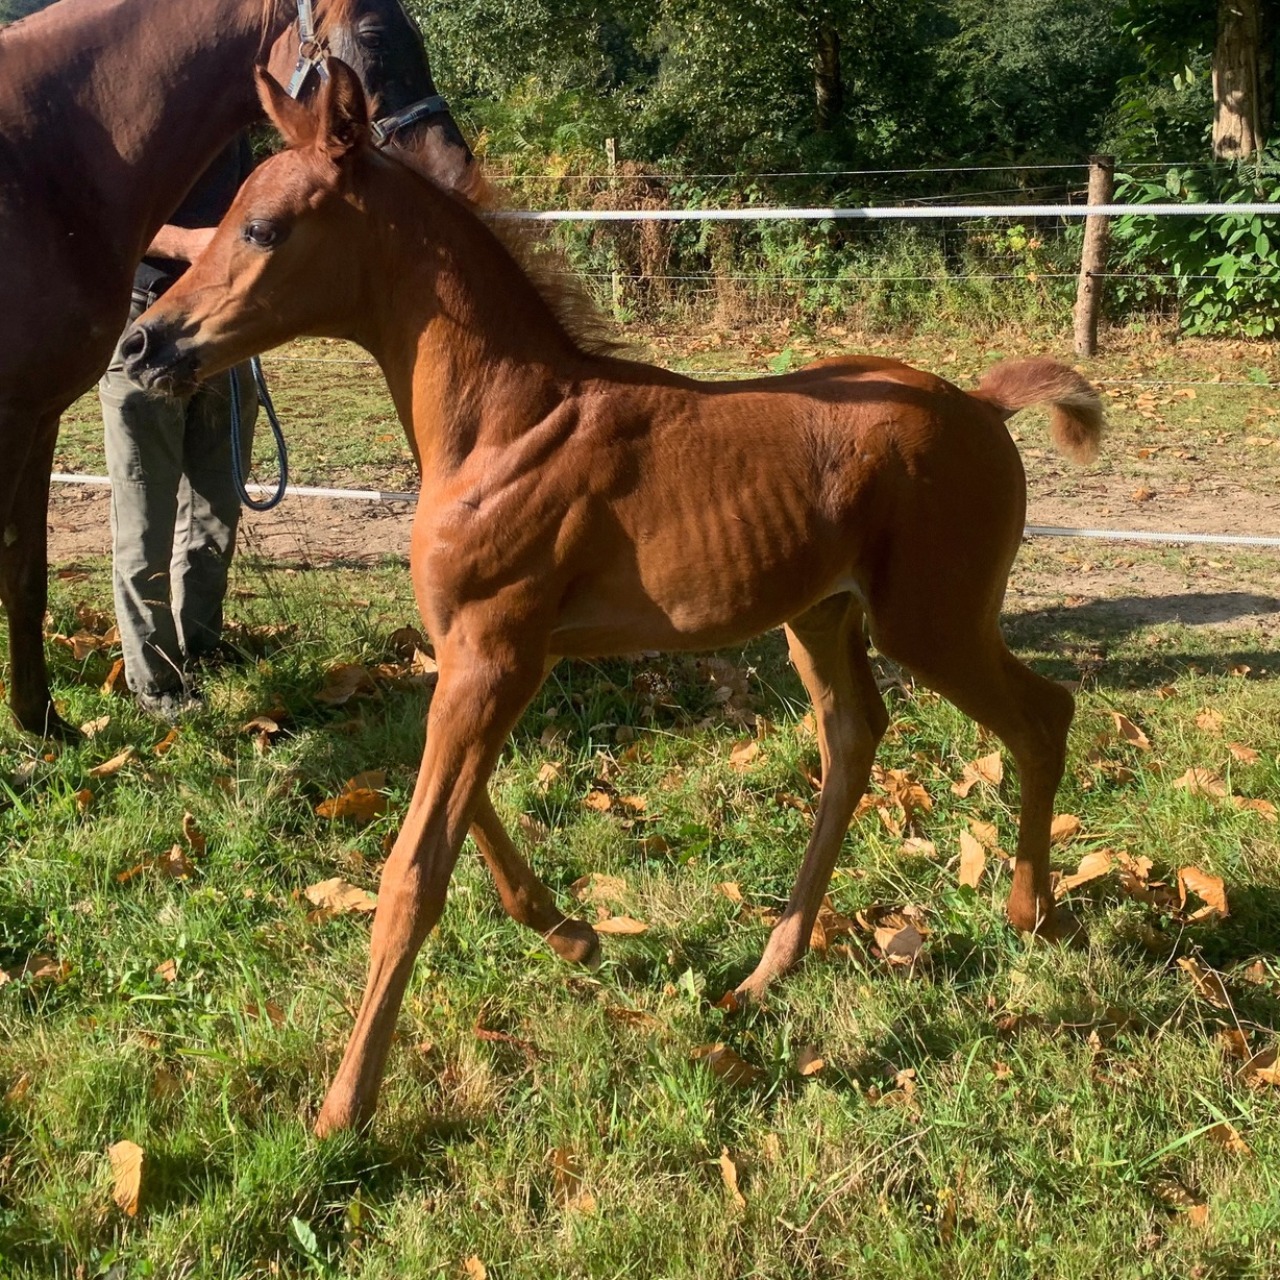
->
xmin=1234 ymin=796 xmax=1277 ymax=821
xmin=901 ymin=837 xmax=937 ymax=858
xmin=88 ymin=747 xmax=137 ymax=779
xmin=108 ymin=1140 xmax=145 ymax=1216
xmin=719 ymin=1148 xmax=746 ymax=1209
xmin=75 ymin=788 xmax=93 ymax=814
xmin=583 ymin=788 xmax=614 ymax=813
xmin=1206 ymin=1121 xmax=1251 ymax=1156
xmin=316 ymin=773 xmax=388 ymax=825
xmin=314 ymin=663 xmax=379 ymax=706
xmin=155 ymin=959 xmax=178 ymax=984
xmin=729 ymin=739 xmax=761 ymax=771
xmin=952 ymin=751 xmax=1003 ymax=797
xmin=157 ymin=846 xmax=195 ymax=880
xmin=1173 ymin=768 xmax=1227 ymax=798
xmin=1152 ymin=1176 xmax=1207 ymax=1226
xmin=1226 ymin=741 xmax=1260 ymax=764
xmin=79 ymin=714 xmax=111 ymax=738
xmin=462 ymin=1258 xmax=487 ymax=1280
xmin=1178 ymin=957 xmax=1231 ymax=1008
xmin=101 ymin=658 xmax=128 ymax=696
xmin=592 ymin=915 xmax=648 ymax=936
xmin=1109 ymin=712 xmax=1151 ymax=750
xmin=958 ymin=830 xmax=987 ymax=889
xmin=716 ymin=881 xmax=744 ymax=904
xmin=691 ymin=1043 xmax=766 ymax=1088
xmin=304 ymin=877 xmax=378 ymax=917
xmin=152 ymin=727 xmax=179 ymax=757
xmin=795 ymin=1044 xmax=826 ymax=1076
xmin=1049 ymin=813 xmax=1082 ymax=845
xmin=1195 ymin=709 xmax=1225 ymax=735
xmin=570 ymin=873 xmax=629 ymax=906
xmin=548 ymin=1147 xmax=596 ymax=1214
xmin=181 ymin=812 xmax=206 ymax=856
xmin=1055 ymin=849 xmax=1114 ymax=897
xmin=1177 ymin=866 xmax=1228 ymax=920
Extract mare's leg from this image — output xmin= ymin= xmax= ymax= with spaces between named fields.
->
xmin=0 ymin=409 xmax=74 ymax=739
xmin=470 ymin=792 xmax=601 ymax=966
xmin=735 ymin=594 xmax=888 ymax=1002
xmin=316 ymin=633 xmax=548 ymax=1136
xmin=872 ymin=600 xmax=1076 ymax=940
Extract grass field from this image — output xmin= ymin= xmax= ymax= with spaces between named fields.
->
xmin=4 ymin=324 xmax=1280 ymax=1278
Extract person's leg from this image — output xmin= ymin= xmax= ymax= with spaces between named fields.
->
xmin=100 ymin=297 xmax=190 ymax=702
xmin=172 ymin=361 xmax=257 ymax=663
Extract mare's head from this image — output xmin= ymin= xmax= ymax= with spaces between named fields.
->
xmin=262 ymin=0 xmax=478 ymax=198
xmin=124 ymin=59 xmax=403 ymax=394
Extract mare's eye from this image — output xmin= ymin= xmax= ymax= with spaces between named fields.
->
xmin=358 ymin=24 xmax=386 ymax=50
xmin=244 ymin=220 xmax=279 ymax=249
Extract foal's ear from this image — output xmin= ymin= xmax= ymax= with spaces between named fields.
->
xmin=255 ymin=68 xmax=316 ymax=149
xmin=316 ymin=58 xmax=370 ymax=163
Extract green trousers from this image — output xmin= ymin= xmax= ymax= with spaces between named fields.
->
xmin=99 ymin=294 xmax=257 ymax=698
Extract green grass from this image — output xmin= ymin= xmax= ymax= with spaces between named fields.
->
xmin=4 ymin=555 xmax=1279 ymax=1279
xmin=6 ymin=326 xmax=1280 ymax=1278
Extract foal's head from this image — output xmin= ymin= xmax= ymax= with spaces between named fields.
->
xmin=124 ymin=60 xmax=394 ymax=394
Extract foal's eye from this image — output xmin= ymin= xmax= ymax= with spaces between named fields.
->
xmin=244 ymin=220 xmax=280 ymax=249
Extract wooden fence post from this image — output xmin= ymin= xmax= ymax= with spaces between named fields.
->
xmin=1073 ymin=154 xmax=1115 ymax=357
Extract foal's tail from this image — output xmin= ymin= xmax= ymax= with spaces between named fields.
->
xmin=972 ymin=357 xmax=1105 ymax=465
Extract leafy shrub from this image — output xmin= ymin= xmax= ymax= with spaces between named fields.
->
xmin=1111 ymin=159 xmax=1280 ymax=335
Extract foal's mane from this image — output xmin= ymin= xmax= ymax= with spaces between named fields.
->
xmin=480 ymin=210 xmax=626 ymax=359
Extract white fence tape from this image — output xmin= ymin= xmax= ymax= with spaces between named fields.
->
xmin=499 ymin=202 xmax=1280 ymax=223
xmin=50 ymin=474 xmax=1280 ymax=547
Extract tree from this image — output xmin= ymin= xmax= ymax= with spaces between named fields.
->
xmin=1211 ymin=0 xmax=1276 ymax=156
xmin=0 ymin=0 xmax=56 ymax=24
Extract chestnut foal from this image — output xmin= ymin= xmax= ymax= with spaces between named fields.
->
xmin=126 ymin=62 xmax=1104 ymax=1135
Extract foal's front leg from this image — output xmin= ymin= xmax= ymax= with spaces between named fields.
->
xmin=315 ymin=643 xmax=547 ymax=1137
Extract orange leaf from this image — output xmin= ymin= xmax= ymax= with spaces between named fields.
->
xmin=958 ymin=830 xmax=986 ymax=889
xmin=716 ymin=881 xmax=744 ymax=904
xmin=158 ymin=846 xmax=195 ymax=880
xmin=108 ymin=1140 xmax=145 ymax=1216
xmin=1227 ymin=741 xmax=1260 ymax=764
xmin=952 ymin=751 xmax=1003 ymax=797
xmin=569 ymin=873 xmax=629 ymax=905
xmin=314 ymin=663 xmax=378 ymax=706
xmin=691 ymin=1043 xmax=766 ymax=1088
xmin=729 ymin=739 xmax=761 ymax=771
xmin=1177 ymin=866 xmax=1228 ymax=920
xmin=1174 ymin=767 xmax=1227 ymax=798
xmin=101 ymin=659 xmax=128 ymax=696
xmin=315 ymin=774 xmax=387 ymax=824
xmin=88 ymin=747 xmax=137 ymax=779
xmin=1206 ymin=1121 xmax=1251 ymax=1156
xmin=593 ymin=915 xmax=648 ymax=935
xmin=795 ymin=1044 xmax=826 ymax=1076
xmin=1234 ymin=796 xmax=1277 ymax=821
xmin=1195 ymin=709 xmax=1225 ymax=735
xmin=1109 ymin=713 xmax=1150 ymax=750
xmin=719 ymin=1148 xmax=746 ymax=1209
xmin=1049 ymin=814 xmax=1082 ymax=845
xmin=152 ymin=727 xmax=179 ymax=757
xmin=1055 ymin=849 xmax=1114 ymax=897
xmin=1178 ymin=957 xmax=1231 ymax=1007
xmin=583 ymin=789 xmax=614 ymax=813
xmin=181 ymin=812 xmax=206 ymax=856
xmin=304 ymin=877 xmax=377 ymax=916
xmin=462 ymin=1258 xmax=487 ymax=1280
xmin=155 ymin=959 xmax=178 ymax=983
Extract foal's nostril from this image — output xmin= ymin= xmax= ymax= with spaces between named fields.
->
xmin=120 ymin=325 xmax=149 ymax=364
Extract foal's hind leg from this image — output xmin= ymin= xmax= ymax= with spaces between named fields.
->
xmin=0 ymin=409 xmax=75 ymax=739
xmin=470 ymin=792 xmax=601 ymax=966
xmin=874 ymin=611 xmax=1076 ymax=940
xmin=735 ymin=594 xmax=888 ymax=1003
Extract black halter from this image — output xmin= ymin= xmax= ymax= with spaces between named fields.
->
xmin=284 ymin=0 xmax=452 ymax=147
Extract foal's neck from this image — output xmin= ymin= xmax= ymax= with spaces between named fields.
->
xmin=364 ymin=167 xmax=591 ymax=475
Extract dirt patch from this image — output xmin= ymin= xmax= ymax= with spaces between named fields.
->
xmin=47 ymin=479 xmax=1280 ymax=639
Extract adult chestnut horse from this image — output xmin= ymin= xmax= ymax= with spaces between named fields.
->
xmin=0 ymin=0 xmax=477 ymax=738
xmin=126 ymin=62 xmax=1104 ymax=1135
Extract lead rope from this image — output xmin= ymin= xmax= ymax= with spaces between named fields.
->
xmin=228 ymin=357 xmax=289 ymax=511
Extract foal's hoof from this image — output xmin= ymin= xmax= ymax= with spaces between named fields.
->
xmin=1017 ymin=905 xmax=1088 ymax=949
xmin=15 ymin=704 xmax=77 ymax=743
xmin=544 ymin=916 xmax=601 ymax=969
xmin=314 ymin=1095 xmax=372 ymax=1139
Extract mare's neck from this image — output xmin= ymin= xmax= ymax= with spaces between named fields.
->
xmin=358 ymin=165 xmax=589 ymax=476
xmin=1 ymin=0 xmax=292 ymax=265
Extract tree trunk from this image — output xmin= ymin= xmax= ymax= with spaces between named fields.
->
xmin=815 ymin=21 xmax=843 ymax=131
xmin=1212 ymin=0 xmax=1275 ymax=159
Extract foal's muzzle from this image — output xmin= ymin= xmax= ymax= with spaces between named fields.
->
xmin=122 ymin=320 xmax=200 ymax=396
